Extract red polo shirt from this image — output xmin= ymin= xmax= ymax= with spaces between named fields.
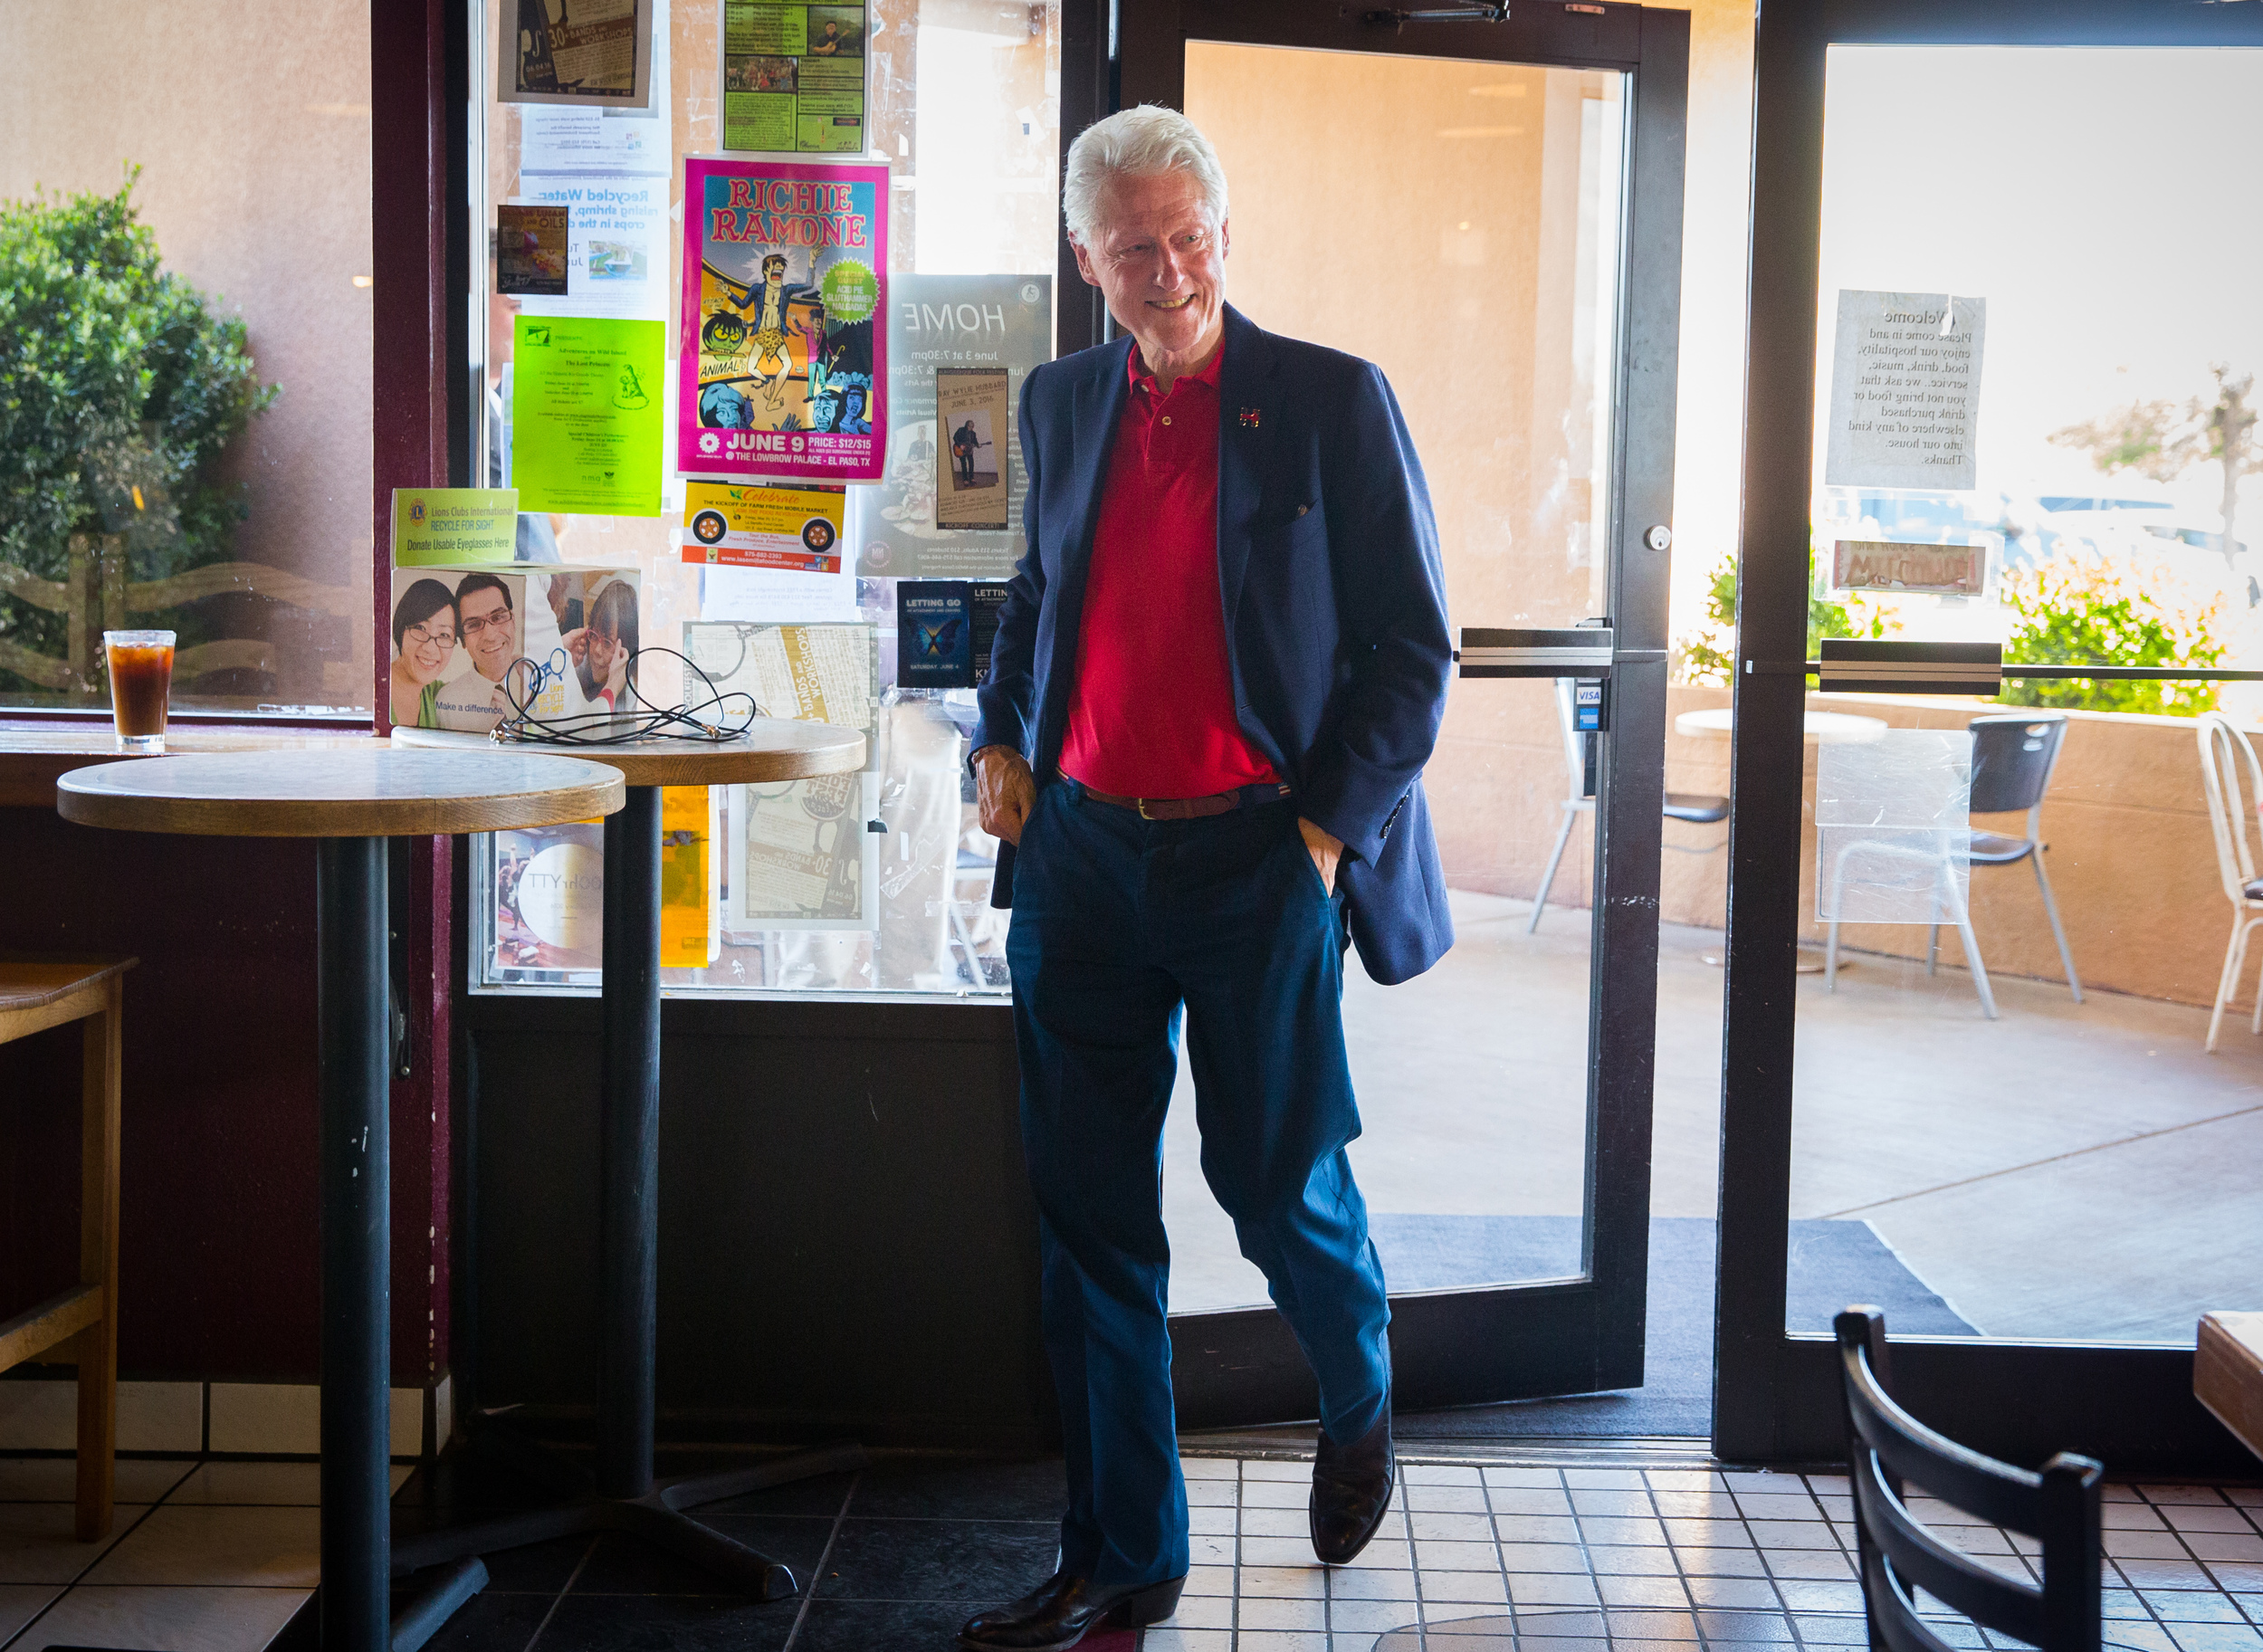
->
xmin=1058 ymin=342 xmax=1280 ymax=799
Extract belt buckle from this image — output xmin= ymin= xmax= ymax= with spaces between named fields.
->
xmin=1136 ymin=797 xmax=1158 ymax=820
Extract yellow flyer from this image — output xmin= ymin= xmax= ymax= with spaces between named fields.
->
xmin=682 ymin=481 xmax=845 ymax=572
xmin=660 ymin=785 xmax=720 ymax=967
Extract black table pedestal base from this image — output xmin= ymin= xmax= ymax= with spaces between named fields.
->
xmin=387 ymin=786 xmax=864 ymax=1648
xmin=388 ymin=1436 xmax=865 ymax=1647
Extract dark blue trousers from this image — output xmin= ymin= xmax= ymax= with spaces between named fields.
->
xmin=1007 ymin=778 xmax=1393 ymax=1588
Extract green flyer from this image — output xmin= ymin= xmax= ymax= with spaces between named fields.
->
xmin=511 ymin=315 xmax=665 ymax=516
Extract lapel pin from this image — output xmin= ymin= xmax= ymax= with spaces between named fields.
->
xmin=1238 ymin=406 xmax=1262 ymax=429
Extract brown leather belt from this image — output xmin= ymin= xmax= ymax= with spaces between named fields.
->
xmin=1078 ymin=781 xmax=1293 ymax=820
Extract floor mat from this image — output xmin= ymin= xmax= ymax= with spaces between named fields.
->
xmin=1373 ymin=1215 xmax=1975 ymax=1439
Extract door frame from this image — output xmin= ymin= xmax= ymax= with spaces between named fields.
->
xmin=1716 ymin=0 xmax=2263 ymax=1474
xmin=1102 ymin=0 xmax=1689 ymax=1428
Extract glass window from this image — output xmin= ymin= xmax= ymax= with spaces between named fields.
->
xmin=1169 ymin=44 xmax=1629 ymax=1311
xmin=0 ymin=5 xmax=375 ymax=718
xmin=1766 ymin=45 xmax=2263 ymax=1348
xmin=467 ymin=0 xmax=1061 ymax=998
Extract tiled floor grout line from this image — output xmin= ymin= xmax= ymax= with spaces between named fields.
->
xmin=1641 ymin=1460 xmax=1714 ymax=1652
xmin=2140 ymin=1480 xmax=2263 ymax=1652
xmin=0 ymin=1494 xmax=174 ymax=1652
xmin=516 ymin=1531 xmax=598 ymax=1652
xmin=1786 ymin=1468 xmax=1842 ymax=1651
xmin=777 ymin=1467 xmax=861 ymax=1652
xmin=2125 ymin=1484 xmax=2191 ymax=1652
xmin=1728 ymin=1470 xmax=1790 ymax=1647
xmin=1399 ymin=1456 xmax=1426 ymax=1652
xmin=1565 ymin=1463 xmax=1600 ymax=1633
xmin=1475 ymin=1453 xmax=1510 ymax=1649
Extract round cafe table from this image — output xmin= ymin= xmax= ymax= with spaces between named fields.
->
xmin=1674 ymin=706 xmax=1889 ymax=744
xmin=54 ymin=750 xmax=625 ymax=1652
xmin=386 ymin=721 xmax=865 ymax=1626
xmin=1673 ymin=707 xmax=1888 ymax=971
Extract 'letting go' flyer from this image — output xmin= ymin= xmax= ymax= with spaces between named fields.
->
xmin=679 ymin=155 xmax=888 ymax=486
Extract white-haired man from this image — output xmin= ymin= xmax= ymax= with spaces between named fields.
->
xmin=962 ymin=105 xmax=1454 ymax=1651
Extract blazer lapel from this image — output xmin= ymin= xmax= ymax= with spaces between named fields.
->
xmin=1033 ymin=337 xmax=1131 ymax=764
xmin=1059 ymin=339 xmax=1132 ymax=603
xmin=1216 ymin=305 xmax=1278 ymax=635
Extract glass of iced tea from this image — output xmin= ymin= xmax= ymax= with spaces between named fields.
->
xmin=103 ymin=630 xmax=177 ymax=754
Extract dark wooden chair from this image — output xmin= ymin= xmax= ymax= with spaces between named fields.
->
xmin=1835 ymin=1307 xmax=2104 ymax=1652
xmin=0 ymin=957 xmax=132 ymax=1541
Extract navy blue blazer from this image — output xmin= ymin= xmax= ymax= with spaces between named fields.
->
xmin=972 ymin=304 xmax=1454 ymax=985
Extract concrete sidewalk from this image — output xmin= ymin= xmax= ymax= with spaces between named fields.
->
xmin=1163 ymin=892 xmax=2263 ymax=1346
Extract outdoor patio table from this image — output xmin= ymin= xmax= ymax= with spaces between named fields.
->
xmin=1674 ymin=707 xmax=1888 ymax=743
xmin=384 ymin=722 xmax=866 ymax=1628
xmin=53 ymin=749 xmax=625 ymax=1652
xmin=1673 ymin=708 xmax=1887 ymax=971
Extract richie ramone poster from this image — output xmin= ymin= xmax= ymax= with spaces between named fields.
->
xmin=679 ymin=154 xmax=889 ymax=485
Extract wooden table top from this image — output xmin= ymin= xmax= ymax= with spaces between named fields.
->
xmin=0 ymin=956 xmax=136 ymax=1015
xmin=388 ymin=719 xmax=867 ymax=788
xmin=54 ymin=749 xmax=626 ymax=838
xmin=2198 ymin=1311 xmax=2263 ymax=1464
xmin=0 ymin=724 xmax=373 ymax=809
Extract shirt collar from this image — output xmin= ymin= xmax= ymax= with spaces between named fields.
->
xmin=1127 ymin=336 xmax=1225 ymax=397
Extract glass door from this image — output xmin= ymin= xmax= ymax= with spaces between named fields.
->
xmin=1115 ymin=0 xmax=1691 ymax=1427
xmin=1719 ymin=0 xmax=2263 ymax=1471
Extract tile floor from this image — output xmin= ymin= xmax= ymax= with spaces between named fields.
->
xmin=0 ymin=1456 xmax=412 ymax=1650
xmin=1 ymin=1449 xmax=2258 ymax=1650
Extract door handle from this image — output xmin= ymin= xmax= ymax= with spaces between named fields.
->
xmin=1457 ymin=626 xmax=1615 ymax=678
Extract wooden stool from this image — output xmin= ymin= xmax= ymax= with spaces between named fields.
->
xmin=0 ymin=956 xmax=133 ymax=1542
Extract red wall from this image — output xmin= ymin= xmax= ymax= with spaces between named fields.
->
xmin=0 ymin=807 xmax=448 ymax=1389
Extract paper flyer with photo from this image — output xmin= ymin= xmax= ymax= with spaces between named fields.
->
xmin=682 ymin=619 xmax=878 ymax=767
xmin=720 ymin=0 xmax=869 ymax=154
xmin=935 ymin=369 xmax=1010 ymax=530
xmin=512 ymin=314 xmax=665 ymax=515
xmin=490 ymin=822 xmax=606 ymax=973
xmin=500 ymin=0 xmax=654 ymax=107
xmin=497 ymin=206 xmax=569 ymax=296
xmin=727 ymin=771 xmax=881 ymax=931
xmin=511 ymin=177 xmax=668 ymax=320
xmin=858 ymin=274 xmax=1050 ymax=578
xmin=682 ymin=482 xmax=845 ymax=573
xmin=680 ymin=156 xmax=889 ymax=484
xmin=390 ymin=565 xmax=643 ymax=732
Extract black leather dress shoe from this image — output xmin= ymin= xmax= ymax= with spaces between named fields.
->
xmin=1311 ymin=1406 xmax=1396 ymax=1564
xmin=958 ymin=1571 xmax=1186 ymax=1651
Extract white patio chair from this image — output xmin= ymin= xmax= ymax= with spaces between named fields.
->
xmin=1528 ymin=678 xmax=1727 ymax=934
xmin=2196 ymin=711 xmax=2263 ymax=1053
xmin=1822 ymin=830 xmax=1997 ymax=1020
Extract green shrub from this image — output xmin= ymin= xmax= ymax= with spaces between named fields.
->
xmin=1999 ymin=553 xmax=2222 ymax=717
xmin=1676 ymin=550 xmax=1894 ymax=686
xmin=0 ymin=169 xmax=276 ymax=690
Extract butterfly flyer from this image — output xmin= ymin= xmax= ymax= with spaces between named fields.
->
xmin=895 ymin=580 xmax=1008 ymax=689
xmin=680 ymin=155 xmax=888 ymax=485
